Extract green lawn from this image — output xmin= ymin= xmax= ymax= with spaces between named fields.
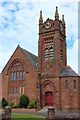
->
xmin=11 ymin=113 xmax=46 ymax=120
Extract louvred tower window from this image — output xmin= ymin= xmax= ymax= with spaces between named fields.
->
xmin=44 ymin=37 xmax=54 ymax=60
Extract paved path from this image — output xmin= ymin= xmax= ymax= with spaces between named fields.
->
xmin=26 ymin=107 xmax=79 ymax=118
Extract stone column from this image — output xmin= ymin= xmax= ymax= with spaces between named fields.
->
xmin=4 ymin=106 xmax=11 ymax=120
xmin=48 ymin=107 xmax=55 ymax=120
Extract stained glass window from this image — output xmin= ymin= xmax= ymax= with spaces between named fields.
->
xmin=19 ymin=87 xmax=21 ymax=94
xmin=23 ymin=71 xmax=25 ymax=80
xmin=10 ymin=87 xmax=12 ymax=94
xmin=13 ymin=87 xmax=15 ymax=94
xmin=17 ymin=71 xmax=19 ymax=80
xmin=14 ymin=72 xmax=16 ymax=80
xmin=11 ymin=72 xmax=13 ymax=80
xmin=23 ymin=86 xmax=24 ymax=94
xmin=16 ymin=86 xmax=18 ymax=93
xmin=20 ymin=71 xmax=22 ymax=80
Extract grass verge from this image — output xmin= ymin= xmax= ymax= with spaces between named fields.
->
xmin=11 ymin=113 xmax=46 ymax=120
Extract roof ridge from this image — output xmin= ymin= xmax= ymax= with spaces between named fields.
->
xmin=21 ymin=47 xmax=38 ymax=70
xmin=21 ymin=48 xmax=37 ymax=58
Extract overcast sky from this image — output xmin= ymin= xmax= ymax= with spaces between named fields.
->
xmin=0 ymin=0 xmax=79 ymax=74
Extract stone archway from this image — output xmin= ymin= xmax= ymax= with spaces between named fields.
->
xmin=41 ymin=80 xmax=56 ymax=107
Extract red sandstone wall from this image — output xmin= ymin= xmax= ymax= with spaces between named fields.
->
xmin=61 ymin=77 xmax=78 ymax=111
xmin=2 ymin=46 xmax=38 ymax=104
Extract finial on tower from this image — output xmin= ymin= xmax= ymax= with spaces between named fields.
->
xmin=55 ymin=6 xmax=59 ymax=20
xmin=62 ymin=15 xmax=65 ymax=25
xmin=39 ymin=11 xmax=43 ymax=23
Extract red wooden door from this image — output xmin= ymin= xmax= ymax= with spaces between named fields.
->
xmin=45 ymin=92 xmax=53 ymax=106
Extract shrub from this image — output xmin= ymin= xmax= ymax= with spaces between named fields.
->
xmin=12 ymin=103 xmax=21 ymax=109
xmin=1 ymin=98 xmax=8 ymax=109
xmin=28 ymin=98 xmax=36 ymax=109
xmin=19 ymin=94 xmax=29 ymax=108
xmin=17 ymin=102 xmax=21 ymax=108
xmin=8 ymin=102 xmax=14 ymax=108
xmin=12 ymin=104 xmax=18 ymax=109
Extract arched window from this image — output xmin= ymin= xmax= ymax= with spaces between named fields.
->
xmin=20 ymin=71 xmax=22 ymax=80
xmin=17 ymin=71 xmax=19 ymax=80
xmin=61 ymin=49 xmax=63 ymax=61
xmin=74 ymin=80 xmax=76 ymax=89
xmin=45 ymin=48 xmax=49 ymax=59
xmin=16 ymin=86 xmax=18 ymax=93
xmin=50 ymin=47 xmax=54 ymax=59
xmin=11 ymin=72 xmax=13 ymax=80
xmin=23 ymin=71 xmax=25 ymax=80
xmin=65 ymin=80 xmax=68 ymax=89
xmin=10 ymin=87 xmax=12 ymax=94
xmin=14 ymin=72 xmax=16 ymax=80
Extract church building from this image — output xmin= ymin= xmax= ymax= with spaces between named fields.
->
xmin=1 ymin=7 xmax=80 ymax=111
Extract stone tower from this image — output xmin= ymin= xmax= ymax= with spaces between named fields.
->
xmin=38 ymin=7 xmax=67 ymax=77
xmin=37 ymin=7 xmax=67 ymax=110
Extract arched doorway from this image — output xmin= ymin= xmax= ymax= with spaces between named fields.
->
xmin=41 ymin=80 xmax=56 ymax=107
xmin=45 ymin=91 xmax=53 ymax=106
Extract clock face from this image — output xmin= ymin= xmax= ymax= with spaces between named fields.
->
xmin=45 ymin=22 xmax=51 ymax=29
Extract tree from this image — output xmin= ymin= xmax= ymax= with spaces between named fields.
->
xmin=19 ymin=95 xmax=29 ymax=108
xmin=1 ymin=98 xmax=8 ymax=109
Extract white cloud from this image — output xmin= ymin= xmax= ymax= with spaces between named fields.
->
xmin=0 ymin=0 xmax=79 ymax=3
xmin=0 ymin=1 xmax=78 ymax=73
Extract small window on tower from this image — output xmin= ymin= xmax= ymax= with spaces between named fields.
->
xmin=49 ymin=43 xmax=52 ymax=47
xmin=65 ymin=80 xmax=68 ymax=89
xmin=45 ymin=48 xmax=49 ymax=60
xmin=51 ymin=42 xmax=53 ymax=47
xmin=50 ymin=47 xmax=54 ymax=59
xmin=74 ymin=80 xmax=76 ymax=89
xmin=45 ymin=43 xmax=47 ymax=48
xmin=61 ymin=49 xmax=63 ymax=61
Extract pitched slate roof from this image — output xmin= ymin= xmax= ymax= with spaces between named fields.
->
xmin=22 ymin=48 xmax=38 ymax=70
xmin=60 ymin=66 xmax=79 ymax=77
